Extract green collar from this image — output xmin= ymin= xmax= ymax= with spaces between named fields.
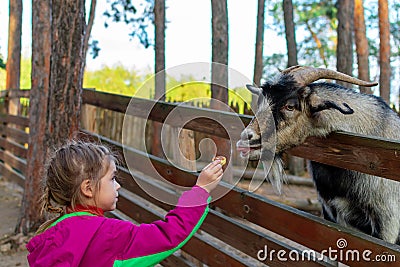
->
xmin=49 ymin=211 xmax=95 ymax=228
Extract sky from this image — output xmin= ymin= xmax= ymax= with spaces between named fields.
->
xmin=0 ymin=0 xmax=286 ymax=85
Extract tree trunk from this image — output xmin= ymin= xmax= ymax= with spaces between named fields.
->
xmin=283 ymin=0 xmax=298 ymax=67
xmin=253 ymin=0 xmax=265 ymax=85
xmin=83 ymin=0 xmax=97 ymax=62
xmin=283 ymin=0 xmax=303 ymax=176
xmin=336 ymin=0 xmax=354 ymax=88
xmin=151 ymin=0 xmax=166 ymax=158
xmin=211 ymin=0 xmax=228 ymax=108
xmin=252 ymin=0 xmax=266 ymax=111
xmin=354 ymin=0 xmax=372 ymax=94
xmin=211 ymin=0 xmax=231 ymax=182
xmin=49 ymin=0 xmax=85 ymax=142
xmin=6 ymin=0 xmax=22 ymax=91
xmin=16 ymin=0 xmax=86 ymax=234
xmin=378 ymin=0 xmax=391 ymax=104
xmin=16 ymin=0 xmax=52 ymax=234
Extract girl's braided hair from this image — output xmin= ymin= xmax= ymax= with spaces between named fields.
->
xmin=36 ymin=140 xmax=117 ymax=233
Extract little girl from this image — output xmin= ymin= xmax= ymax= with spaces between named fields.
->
xmin=26 ymin=141 xmax=223 ymax=266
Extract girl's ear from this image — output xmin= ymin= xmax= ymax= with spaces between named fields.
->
xmin=80 ymin=179 xmax=94 ymax=198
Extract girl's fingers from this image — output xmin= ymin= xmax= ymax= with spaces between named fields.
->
xmin=203 ymin=159 xmax=221 ymax=171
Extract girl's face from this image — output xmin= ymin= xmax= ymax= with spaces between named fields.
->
xmin=96 ymin=160 xmax=120 ymax=211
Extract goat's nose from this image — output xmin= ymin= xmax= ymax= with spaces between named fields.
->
xmin=241 ymin=130 xmax=254 ymax=141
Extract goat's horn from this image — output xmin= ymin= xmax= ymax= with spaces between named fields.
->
xmin=282 ymin=65 xmax=378 ymax=87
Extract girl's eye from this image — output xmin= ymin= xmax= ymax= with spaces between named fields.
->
xmin=112 ymin=176 xmax=117 ymax=181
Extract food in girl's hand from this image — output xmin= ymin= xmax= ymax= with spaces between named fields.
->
xmin=213 ymin=156 xmax=226 ymax=166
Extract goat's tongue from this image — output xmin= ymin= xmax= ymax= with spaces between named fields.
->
xmin=237 ymin=146 xmax=251 ymax=153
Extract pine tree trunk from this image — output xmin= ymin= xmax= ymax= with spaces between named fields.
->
xmin=211 ymin=0 xmax=228 ymax=107
xmin=49 ymin=0 xmax=85 ymax=142
xmin=151 ymin=0 xmax=166 ymax=158
xmin=336 ymin=0 xmax=354 ymax=88
xmin=6 ymin=0 xmax=22 ymax=91
xmin=252 ymin=0 xmax=265 ymax=111
xmin=16 ymin=0 xmax=52 ymax=234
xmin=283 ymin=0 xmax=303 ymax=176
xmin=378 ymin=0 xmax=391 ymax=104
xmin=354 ymin=0 xmax=372 ymax=94
xmin=83 ymin=0 xmax=97 ymax=62
xmin=211 ymin=0 xmax=231 ymax=182
xmin=16 ymin=0 xmax=85 ymax=234
xmin=283 ymin=0 xmax=298 ymax=67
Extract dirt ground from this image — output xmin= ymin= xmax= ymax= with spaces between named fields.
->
xmin=0 ymin=178 xmax=29 ymax=267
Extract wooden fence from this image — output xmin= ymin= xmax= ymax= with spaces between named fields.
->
xmin=1 ymin=88 xmax=400 ymax=266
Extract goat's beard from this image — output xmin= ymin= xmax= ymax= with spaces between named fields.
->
xmin=261 ymin=156 xmax=286 ymax=195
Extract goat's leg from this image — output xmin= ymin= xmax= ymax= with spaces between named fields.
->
xmin=372 ymin=212 xmax=400 ymax=244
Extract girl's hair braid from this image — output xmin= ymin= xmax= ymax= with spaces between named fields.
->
xmin=36 ymin=140 xmax=118 ymax=234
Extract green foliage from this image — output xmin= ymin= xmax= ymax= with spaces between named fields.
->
xmin=267 ymin=0 xmax=337 ymax=70
xmin=0 ymin=58 xmax=5 ymax=69
xmin=0 ymin=68 xmax=5 ymax=89
xmin=0 ymin=49 xmax=5 ymax=69
xmin=0 ymin=57 xmax=31 ymax=90
xmin=83 ymin=65 xmax=252 ymax=114
xmin=83 ymin=63 xmax=151 ymax=96
xmin=104 ymin=0 xmax=154 ymax=48
xmin=20 ymin=58 xmax=31 ymax=89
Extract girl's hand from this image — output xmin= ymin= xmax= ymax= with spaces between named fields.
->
xmin=196 ymin=159 xmax=224 ymax=193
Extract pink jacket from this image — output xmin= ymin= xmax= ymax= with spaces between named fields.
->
xmin=27 ymin=186 xmax=210 ymax=266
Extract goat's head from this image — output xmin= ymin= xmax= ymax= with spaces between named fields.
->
xmin=237 ymin=66 xmax=378 ymax=161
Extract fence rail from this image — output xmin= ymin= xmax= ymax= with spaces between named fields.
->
xmin=1 ymin=88 xmax=400 ymax=266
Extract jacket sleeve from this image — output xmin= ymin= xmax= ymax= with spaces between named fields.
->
xmin=112 ymin=186 xmax=211 ymax=267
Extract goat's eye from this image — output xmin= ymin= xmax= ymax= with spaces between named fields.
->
xmin=284 ymin=104 xmax=295 ymax=111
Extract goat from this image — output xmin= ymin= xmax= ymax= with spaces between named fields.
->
xmin=236 ymin=65 xmax=400 ymax=244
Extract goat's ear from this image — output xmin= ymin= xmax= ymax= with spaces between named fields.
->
xmin=308 ymin=94 xmax=354 ymax=116
xmin=246 ymin=84 xmax=262 ymax=95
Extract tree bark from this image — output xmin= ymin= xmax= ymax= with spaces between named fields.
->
xmin=48 ymin=0 xmax=85 ymax=143
xmin=211 ymin=0 xmax=231 ymax=182
xmin=17 ymin=0 xmax=52 ymax=234
xmin=17 ymin=0 xmax=86 ymax=234
xmin=252 ymin=0 xmax=265 ymax=111
xmin=336 ymin=0 xmax=354 ymax=88
xmin=354 ymin=0 xmax=372 ymax=94
xmin=378 ymin=0 xmax=391 ymax=104
xmin=283 ymin=0 xmax=303 ymax=176
xmin=151 ymin=0 xmax=166 ymax=158
xmin=83 ymin=0 xmax=97 ymax=62
xmin=6 ymin=0 xmax=23 ymax=91
xmin=211 ymin=0 xmax=229 ymax=108
xmin=283 ymin=0 xmax=298 ymax=67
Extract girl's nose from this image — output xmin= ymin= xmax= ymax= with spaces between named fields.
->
xmin=115 ymin=181 xmax=121 ymax=190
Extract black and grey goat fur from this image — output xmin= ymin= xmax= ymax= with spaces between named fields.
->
xmin=237 ymin=66 xmax=400 ymax=244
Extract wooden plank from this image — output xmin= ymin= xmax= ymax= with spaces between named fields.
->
xmin=289 ymin=131 xmax=400 ymax=182
xmin=117 ymin=167 xmax=326 ymax=266
xmin=0 ymin=90 xmax=8 ymax=98
xmin=6 ymin=114 xmax=29 ymax=127
xmin=0 ymin=137 xmax=27 ymax=158
xmin=0 ymin=150 xmax=26 ymax=174
xmin=108 ymin=210 xmax=194 ymax=267
xmin=215 ymin=188 xmax=400 ymax=267
xmin=116 ymin=189 xmax=253 ymax=267
xmin=81 ymin=131 xmax=400 ymax=263
xmin=80 ymin=92 xmax=400 ymax=182
xmin=82 ymin=89 xmax=252 ymax=139
xmin=5 ymin=126 xmax=29 ymax=144
xmin=8 ymin=89 xmax=30 ymax=99
xmin=81 ymin=89 xmax=129 ymax=113
xmin=0 ymin=161 xmax=25 ymax=188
